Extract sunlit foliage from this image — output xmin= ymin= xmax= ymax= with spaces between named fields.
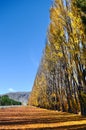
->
xmin=28 ymin=0 xmax=86 ymax=116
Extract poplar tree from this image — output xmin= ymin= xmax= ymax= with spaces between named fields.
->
xmin=28 ymin=0 xmax=86 ymax=115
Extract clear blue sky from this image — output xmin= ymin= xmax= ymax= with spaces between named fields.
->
xmin=0 ymin=0 xmax=51 ymax=94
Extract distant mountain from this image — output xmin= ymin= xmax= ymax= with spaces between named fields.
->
xmin=0 ymin=92 xmax=30 ymax=105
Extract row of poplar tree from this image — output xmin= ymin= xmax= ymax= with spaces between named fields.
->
xmin=29 ymin=0 xmax=86 ymax=116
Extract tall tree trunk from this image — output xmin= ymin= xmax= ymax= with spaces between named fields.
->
xmin=75 ymin=56 xmax=86 ymax=116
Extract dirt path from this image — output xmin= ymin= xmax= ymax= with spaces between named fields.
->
xmin=0 ymin=106 xmax=86 ymax=129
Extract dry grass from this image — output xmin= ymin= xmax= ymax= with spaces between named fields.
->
xmin=0 ymin=106 xmax=86 ymax=129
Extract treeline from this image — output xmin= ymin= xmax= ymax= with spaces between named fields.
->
xmin=28 ymin=0 xmax=86 ymax=116
xmin=0 ymin=95 xmax=22 ymax=106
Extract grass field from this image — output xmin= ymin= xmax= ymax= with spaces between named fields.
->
xmin=0 ymin=106 xmax=86 ymax=129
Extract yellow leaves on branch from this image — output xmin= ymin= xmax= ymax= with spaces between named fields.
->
xmin=55 ymin=44 xmax=60 ymax=50
xmin=68 ymin=11 xmax=83 ymax=37
xmin=49 ymin=23 xmax=57 ymax=35
xmin=50 ymin=7 xmax=60 ymax=20
xmin=48 ymin=0 xmax=85 ymax=74
xmin=57 ymin=52 xmax=63 ymax=58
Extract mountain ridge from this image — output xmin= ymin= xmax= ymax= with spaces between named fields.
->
xmin=0 ymin=92 xmax=30 ymax=105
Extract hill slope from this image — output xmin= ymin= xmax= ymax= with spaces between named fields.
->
xmin=0 ymin=95 xmax=22 ymax=106
xmin=1 ymin=92 xmax=30 ymax=105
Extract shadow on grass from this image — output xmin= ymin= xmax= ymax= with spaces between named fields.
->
xmin=0 ymin=115 xmax=86 ymax=126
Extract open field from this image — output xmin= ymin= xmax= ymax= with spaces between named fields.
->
xmin=0 ymin=106 xmax=86 ymax=130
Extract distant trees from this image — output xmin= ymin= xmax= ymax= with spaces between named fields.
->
xmin=28 ymin=0 xmax=86 ymax=116
xmin=0 ymin=95 xmax=22 ymax=106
